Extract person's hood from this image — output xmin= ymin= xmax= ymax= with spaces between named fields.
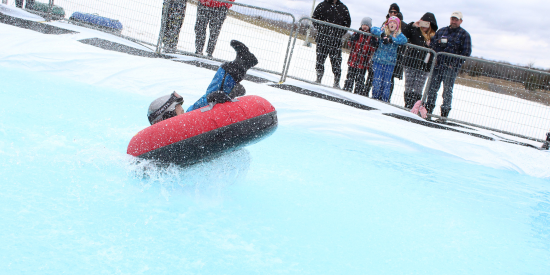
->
xmin=421 ymin=12 xmax=438 ymax=31
xmin=388 ymin=3 xmax=400 ymax=13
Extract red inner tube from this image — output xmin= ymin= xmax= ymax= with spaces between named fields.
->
xmin=127 ymin=95 xmax=277 ymax=164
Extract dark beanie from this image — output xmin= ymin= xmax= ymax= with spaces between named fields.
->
xmin=388 ymin=3 xmax=400 ymax=13
xmin=421 ymin=12 xmax=438 ymax=31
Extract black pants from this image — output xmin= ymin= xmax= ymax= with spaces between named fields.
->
xmin=195 ymin=3 xmax=228 ymax=56
xmin=15 ymin=0 xmax=34 ymax=9
xmin=162 ymin=0 xmax=187 ymax=51
xmin=343 ymin=67 xmax=367 ymax=95
xmin=364 ymin=68 xmax=374 ymax=97
xmin=316 ymin=43 xmax=342 ymax=83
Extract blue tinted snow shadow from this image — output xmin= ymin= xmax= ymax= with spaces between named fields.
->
xmin=0 ymin=66 xmax=549 ymax=274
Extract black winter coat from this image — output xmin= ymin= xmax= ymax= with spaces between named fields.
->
xmin=312 ymin=0 xmax=351 ymax=49
xmin=401 ymin=22 xmax=435 ymax=72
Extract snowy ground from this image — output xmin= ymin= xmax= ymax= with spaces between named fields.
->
xmin=1 ymin=5 xmax=549 ymax=179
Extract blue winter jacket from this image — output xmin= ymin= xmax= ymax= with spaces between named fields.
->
xmin=187 ymin=67 xmax=236 ymax=112
xmin=370 ymin=27 xmax=407 ymax=65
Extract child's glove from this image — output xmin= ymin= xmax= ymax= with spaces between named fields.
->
xmin=370 ymin=37 xmax=379 ymax=47
xmin=383 ymin=36 xmax=393 ymax=45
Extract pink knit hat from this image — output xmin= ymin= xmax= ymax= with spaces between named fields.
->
xmin=387 ymin=16 xmax=401 ymax=29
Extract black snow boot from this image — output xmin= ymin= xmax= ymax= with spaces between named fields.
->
xmin=343 ymin=80 xmax=353 ymax=92
xmin=425 ymin=103 xmax=435 ymax=120
xmin=333 ymin=75 xmax=341 ymax=89
xmin=542 ymin=132 xmax=550 ymax=150
xmin=437 ymin=107 xmax=451 ymax=123
xmin=404 ymin=92 xmax=415 ymax=109
xmin=221 ymin=40 xmax=258 ymax=83
xmin=440 ymin=107 xmax=451 ymax=118
xmin=425 ymin=103 xmax=435 ymax=115
xmin=315 ymin=71 xmax=323 ymax=84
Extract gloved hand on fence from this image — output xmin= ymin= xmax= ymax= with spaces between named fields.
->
xmin=370 ymin=37 xmax=379 ymax=47
xmin=382 ymin=36 xmax=393 ymax=45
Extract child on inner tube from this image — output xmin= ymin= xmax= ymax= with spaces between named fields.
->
xmin=147 ymin=40 xmax=258 ymax=125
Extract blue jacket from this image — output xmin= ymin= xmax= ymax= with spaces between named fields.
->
xmin=187 ymin=67 xmax=236 ymax=112
xmin=370 ymin=27 xmax=407 ymax=65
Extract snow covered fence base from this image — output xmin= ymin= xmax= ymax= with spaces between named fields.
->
xmin=284 ymin=18 xmax=550 ymax=141
xmin=427 ymin=53 xmax=550 ymax=140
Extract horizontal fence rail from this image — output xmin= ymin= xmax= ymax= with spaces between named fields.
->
xmin=5 ymin=0 xmax=550 ymax=141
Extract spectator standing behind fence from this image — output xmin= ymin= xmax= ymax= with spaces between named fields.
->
xmin=194 ymin=0 xmax=234 ymax=57
xmin=401 ymin=12 xmax=438 ymax=109
xmin=15 ymin=0 xmax=34 ymax=9
xmin=380 ymin=4 xmax=406 ymax=100
xmin=161 ymin=0 xmax=187 ymax=53
xmin=312 ymin=0 xmax=351 ymax=88
xmin=370 ymin=16 xmax=407 ymax=102
xmin=343 ymin=17 xmax=378 ymax=96
xmin=425 ymin=11 xmax=471 ymax=121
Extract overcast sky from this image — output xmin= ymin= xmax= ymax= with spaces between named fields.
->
xmin=237 ymin=0 xmax=549 ymax=70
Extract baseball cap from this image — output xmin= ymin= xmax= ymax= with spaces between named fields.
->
xmin=451 ymin=11 xmax=463 ymax=20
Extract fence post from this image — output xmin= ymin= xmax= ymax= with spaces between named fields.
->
xmin=278 ymin=23 xmax=296 ymax=84
xmin=281 ymin=18 xmax=306 ymax=83
xmin=421 ymin=51 xmax=438 ymax=104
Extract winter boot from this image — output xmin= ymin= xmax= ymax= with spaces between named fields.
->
xmin=343 ymin=80 xmax=353 ymax=92
xmin=221 ymin=40 xmax=258 ymax=83
xmin=316 ymin=71 xmax=323 ymax=84
xmin=354 ymin=83 xmax=366 ymax=96
xmin=542 ymin=132 xmax=550 ymax=150
xmin=437 ymin=107 xmax=451 ymax=123
xmin=440 ymin=107 xmax=451 ymax=118
xmin=333 ymin=74 xmax=341 ymax=89
xmin=425 ymin=103 xmax=435 ymax=120
xmin=404 ymin=92 xmax=415 ymax=109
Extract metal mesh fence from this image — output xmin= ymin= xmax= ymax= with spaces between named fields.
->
xmin=285 ymin=18 xmax=351 ymax=88
xmin=10 ymin=0 xmax=295 ymax=77
xmin=426 ymin=52 xmax=550 ymax=140
xmin=158 ymin=0 xmax=295 ymax=76
xmin=284 ymin=18 xmax=436 ymax=109
xmin=5 ymin=1 xmax=550 ymax=140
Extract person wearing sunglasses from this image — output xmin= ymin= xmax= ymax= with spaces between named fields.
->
xmin=388 ymin=4 xmax=399 ymax=17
